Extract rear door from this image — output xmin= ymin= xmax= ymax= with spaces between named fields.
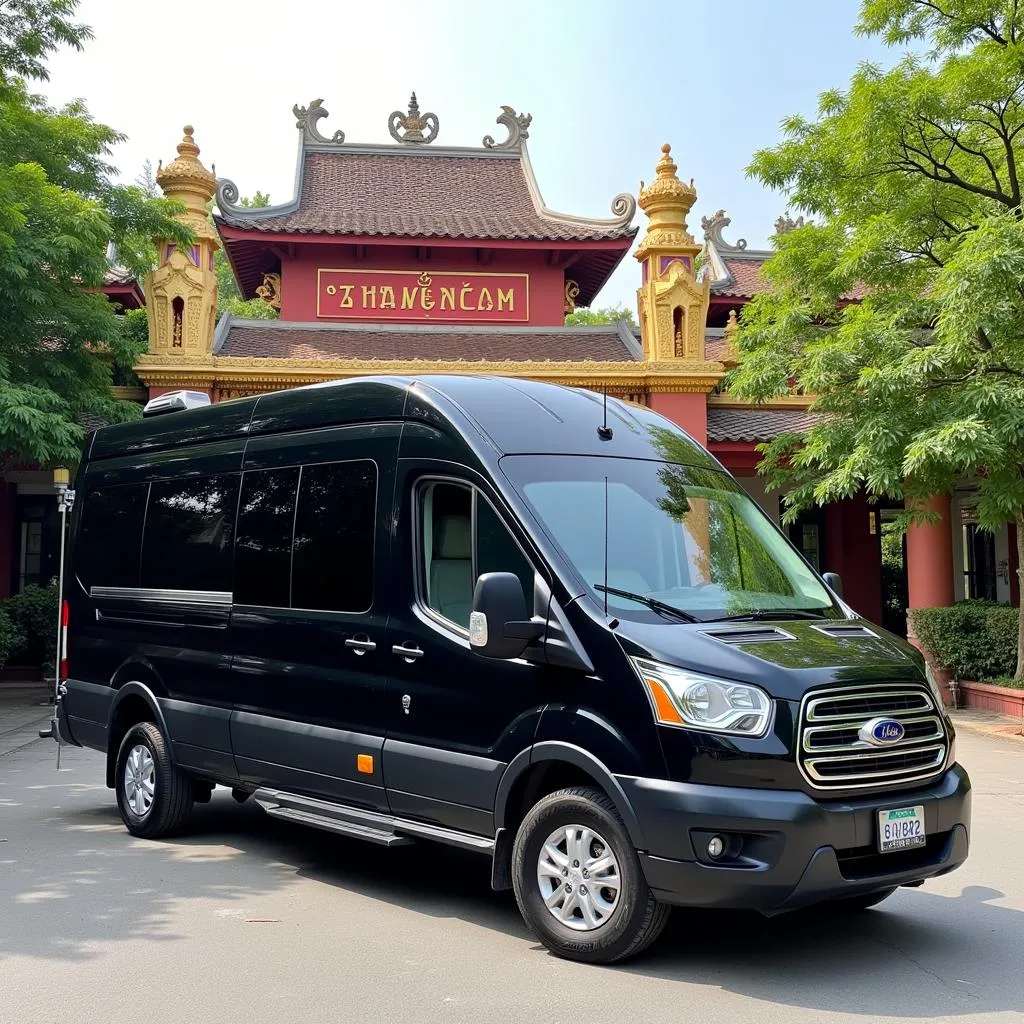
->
xmin=228 ymin=423 xmax=399 ymax=810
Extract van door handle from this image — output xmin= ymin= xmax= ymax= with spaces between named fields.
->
xmin=392 ymin=644 xmax=424 ymax=662
xmin=345 ymin=637 xmax=377 ymax=655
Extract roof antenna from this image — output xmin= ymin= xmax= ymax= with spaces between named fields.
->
xmin=597 ymin=388 xmax=613 ymax=441
xmin=603 ymin=475 xmax=609 ymax=617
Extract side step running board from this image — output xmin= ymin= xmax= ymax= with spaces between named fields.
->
xmin=253 ymin=788 xmax=495 ymax=853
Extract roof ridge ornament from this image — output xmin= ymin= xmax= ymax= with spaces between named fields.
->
xmin=389 ymin=92 xmax=439 ymax=145
xmin=701 ymin=209 xmax=747 ymax=252
xmin=775 ymin=212 xmax=807 ymax=235
xmin=483 ymin=105 xmax=532 ymax=150
xmin=294 ymin=99 xmax=346 ymax=145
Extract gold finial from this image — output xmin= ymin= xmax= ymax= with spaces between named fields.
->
xmin=155 ymin=122 xmax=217 ymax=217
xmin=635 ymin=141 xmax=699 ymax=263
xmin=725 ymin=308 xmax=738 ymax=335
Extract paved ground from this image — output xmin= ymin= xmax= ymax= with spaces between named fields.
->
xmin=1 ymin=703 xmax=1022 ymax=1024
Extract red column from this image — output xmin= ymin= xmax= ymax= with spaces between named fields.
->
xmin=906 ymin=494 xmax=955 ymax=611
xmin=648 ymin=392 xmax=708 ymax=447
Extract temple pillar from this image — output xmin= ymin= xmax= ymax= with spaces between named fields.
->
xmin=906 ymin=494 xmax=955 ymax=612
xmin=648 ymin=392 xmax=707 ymax=446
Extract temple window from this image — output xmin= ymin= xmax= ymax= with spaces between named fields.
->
xmin=172 ymin=296 xmax=184 ymax=347
xmin=673 ymin=306 xmax=684 ymax=357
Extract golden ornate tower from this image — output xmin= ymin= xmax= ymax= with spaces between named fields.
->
xmin=635 ymin=144 xmax=710 ymax=362
xmin=144 ymin=126 xmax=219 ymax=357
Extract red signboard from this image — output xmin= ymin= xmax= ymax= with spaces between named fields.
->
xmin=316 ymin=268 xmax=530 ymax=322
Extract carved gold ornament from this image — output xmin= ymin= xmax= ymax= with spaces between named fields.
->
xmin=256 ymin=273 xmax=282 ymax=310
xmin=564 ymin=279 xmax=580 ymax=314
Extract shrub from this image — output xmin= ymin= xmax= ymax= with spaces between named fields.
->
xmin=0 ymin=609 xmax=25 ymax=669
xmin=909 ymin=601 xmax=1018 ymax=681
xmin=981 ymin=676 xmax=1024 ymax=690
xmin=3 ymin=585 xmax=59 ymax=670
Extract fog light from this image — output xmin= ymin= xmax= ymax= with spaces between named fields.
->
xmin=707 ymin=835 xmax=725 ymax=859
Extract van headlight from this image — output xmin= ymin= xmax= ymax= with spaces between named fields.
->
xmin=629 ymin=657 xmax=773 ymax=737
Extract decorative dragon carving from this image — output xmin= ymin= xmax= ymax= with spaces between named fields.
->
xmin=483 ymin=105 xmax=532 ymax=150
xmin=293 ymin=99 xmax=346 ymax=145
xmin=701 ymin=209 xmax=747 ymax=252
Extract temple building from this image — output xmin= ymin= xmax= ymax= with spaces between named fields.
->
xmin=0 ymin=94 xmax=1015 ymax=650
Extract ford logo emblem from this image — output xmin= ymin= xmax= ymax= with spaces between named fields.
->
xmin=859 ymin=717 xmax=905 ymax=746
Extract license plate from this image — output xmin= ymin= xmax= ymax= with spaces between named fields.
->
xmin=878 ymin=805 xmax=926 ymax=852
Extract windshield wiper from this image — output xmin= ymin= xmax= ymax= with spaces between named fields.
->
xmin=593 ymin=584 xmax=699 ymax=623
xmin=703 ymin=609 xmax=829 ymax=623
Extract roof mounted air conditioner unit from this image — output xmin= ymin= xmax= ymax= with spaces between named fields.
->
xmin=142 ymin=390 xmax=212 ymax=417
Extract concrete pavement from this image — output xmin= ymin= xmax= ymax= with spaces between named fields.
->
xmin=1 ymin=718 xmax=1022 ymax=1023
xmin=0 ymin=683 xmax=53 ymax=757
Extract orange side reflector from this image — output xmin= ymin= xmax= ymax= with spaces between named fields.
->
xmin=643 ymin=678 xmax=685 ymax=725
xmin=357 ymin=754 xmax=374 ymax=774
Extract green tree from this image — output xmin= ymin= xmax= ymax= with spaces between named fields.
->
xmin=565 ymin=304 xmax=638 ymax=328
xmin=0 ymin=1 xmax=190 ymax=468
xmin=729 ymin=0 xmax=1024 ymax=675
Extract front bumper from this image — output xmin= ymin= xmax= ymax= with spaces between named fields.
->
xmin=618 ymin=764 xmax=971 ymax=913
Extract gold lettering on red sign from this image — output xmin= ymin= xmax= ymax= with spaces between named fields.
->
xmin=317 ymin=269 xmax=529 ymax=322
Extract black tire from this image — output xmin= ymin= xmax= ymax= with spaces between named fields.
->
xmin=822 ymin=887 xmax=897 ymax=913
xmin=114 ymin=721 xmax=194 ymax=838
xmin=511 ymin=786 xmax=670 ymax=964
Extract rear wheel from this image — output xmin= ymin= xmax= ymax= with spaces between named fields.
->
xmin=114 ymin=721 xmax=194 ymax=838
xmin=512 ymin=786 xmax=670 ymax=964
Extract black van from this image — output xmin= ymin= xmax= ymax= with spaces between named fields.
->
xmin=55 ymin=375 xmax=970 ymax=963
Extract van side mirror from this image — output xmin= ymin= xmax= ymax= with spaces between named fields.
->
xmin=469 ymin=572 xmax=543 ymax=660
xmin=823 ymin=572 xmax=843 ymax=598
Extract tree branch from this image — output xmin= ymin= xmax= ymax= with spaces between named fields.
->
xmin=894 ymin=129 xmax=1017 ymax=206
xmin=918 ymin=115 xmax=1006 ymax=196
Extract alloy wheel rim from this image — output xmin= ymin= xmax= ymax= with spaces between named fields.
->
xmin=536 ymin=824 xmax=621 ymax=932
xmin=124 ymin=743 xmax=156 ymax=817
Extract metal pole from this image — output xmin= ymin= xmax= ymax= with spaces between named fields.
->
xmin=53 ymin=494 xmax=67 ymax=703
xmin=52 ymin=487 xmax=70 ymax=770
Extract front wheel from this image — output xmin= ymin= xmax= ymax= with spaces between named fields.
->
xmin=511 ymin=786 xmax=670 ymax=964
xmin=115 ymin=721 xmax=194 ymax=838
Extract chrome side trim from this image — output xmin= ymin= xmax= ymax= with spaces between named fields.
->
xmin=90 ymin=586 xmax=232 ymax=607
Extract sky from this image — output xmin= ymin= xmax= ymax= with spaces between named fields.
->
xmin=40 ymin=0 xmax=898 ymax=311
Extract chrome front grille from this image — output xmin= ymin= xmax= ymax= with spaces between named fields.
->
xmin=797 ymin=684 xmax=948 ymax=791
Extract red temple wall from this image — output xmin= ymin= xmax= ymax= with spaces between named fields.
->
xmin=648 ymin=392 xmax=707 ymax=447
xmin=280 ymin=245 xmax=566 ymax=326
xmin=825 ymin=491 xmax=883 ymax=624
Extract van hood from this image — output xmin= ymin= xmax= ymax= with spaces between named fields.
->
xmin=612 ymin=617 xmax=926 ymax=701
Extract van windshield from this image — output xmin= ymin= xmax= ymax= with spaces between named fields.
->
xmin=501 ymin=453 xmax=838 ymax=623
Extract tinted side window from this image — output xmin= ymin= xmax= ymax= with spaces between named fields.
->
xmin=292 ymin=461 xmax=376 ymax=613
xmin=140 ymin=475 xmax=239 ymax=592
xmin=476 ymin=498 xmax=533 ymax=606
xmin=418 ymin=482 xmax=533 ymax=630
xmin=235 ymin=467 xmax=300 ymax=607
xmin=76 ymin=484 xmax=148 ymax=588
